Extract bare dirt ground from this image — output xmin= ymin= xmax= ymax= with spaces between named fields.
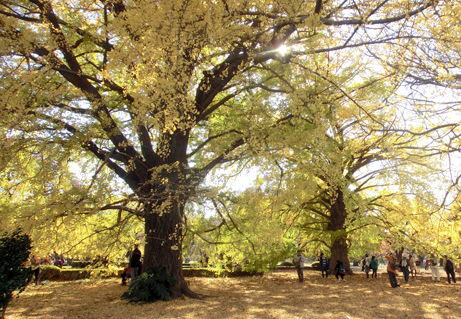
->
xmin=6 ymin=269 xmax=461 ymax=319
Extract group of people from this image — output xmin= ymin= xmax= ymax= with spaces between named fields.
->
xmin=362 ymin=253 xmax=414 ymax=282
xmin=384 ymin=252 xmax=457 ymax=287
xmin=29 ymin=251 xmax=67 ymax=268
xmin=360 ymin=254 xmax=379 ymax=279
xmin=293 ymin=251 xmax=346 ymax=282
xmin=293 ymin=250 xmax=458 ymax=288
xmin=426 ymin=253 xmax=456 ymax=283
xmin=22 ymin=252 xmax=67 ymax=286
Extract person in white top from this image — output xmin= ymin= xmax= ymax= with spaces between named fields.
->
xmin=429 ymin=253 xmax=440 ymax=282
xmin=363 ymin=254 xmax=372 ymax=279
xmin=293 ymin=250 xmax=306 ymax=282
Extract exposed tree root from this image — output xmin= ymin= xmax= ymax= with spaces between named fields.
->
xmin=169 ymin=279 xmax=203 ymax=300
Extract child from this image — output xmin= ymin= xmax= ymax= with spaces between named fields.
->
xmin=121 ymin=267 xmax=131 ymax=286
xmin=335 ymin=260 xmax=346 ymax=282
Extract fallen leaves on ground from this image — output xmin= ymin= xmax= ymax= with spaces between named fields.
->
xmin=6 ymin=269 xmax=461 ymax=319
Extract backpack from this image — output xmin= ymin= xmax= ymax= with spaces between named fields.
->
xmin=339 ymin=264 xmax=346 ymax=274
xmin=390 ymin=258 xmax=399 ymax=270
xmin=370 ymin=259 xmax=378 ymax=270
xmin=430 ymin=258 xmax=437 ymax=266
xmin=293 ymin=259 xmax=301 ymax=268
xmin=446 ymin=259 xmax=454 ymax=271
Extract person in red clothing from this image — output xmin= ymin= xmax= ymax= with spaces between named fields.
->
xmin=385 ymin=253 xmax=400 ymax=288
xmin=121 ymin=267 xmax=130 ymax=286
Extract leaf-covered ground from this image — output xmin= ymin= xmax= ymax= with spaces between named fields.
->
xmin=6 ymin=269 xmax=461 ymax=318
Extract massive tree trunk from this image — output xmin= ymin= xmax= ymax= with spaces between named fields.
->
xmin=140 ymin=131 xmax=200 ymax=299
xmin=143 ymin=201 xmax=198 ymax=299
xmin=330 ymin=234 xmax=351 ymax=275
xmin=327 ymin=189 xmax=352 ymax=275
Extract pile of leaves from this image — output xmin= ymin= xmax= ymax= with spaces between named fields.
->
xmin=121 ymin=266 xmax=175 ymax=303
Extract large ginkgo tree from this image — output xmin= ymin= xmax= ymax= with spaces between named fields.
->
xmin=0 ymin=0 xmax=438 ymax=298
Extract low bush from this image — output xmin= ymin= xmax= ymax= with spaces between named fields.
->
xmin=39 ymin=265 xmax=117 ymax=281
xmin=121 ymin=266 xmax=176 ymax=303
xmin=0 ymin=230 xmax=31 ymax=319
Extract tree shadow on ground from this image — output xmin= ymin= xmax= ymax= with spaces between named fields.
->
xmin=7 ymin=270 xmax=461 ymax=319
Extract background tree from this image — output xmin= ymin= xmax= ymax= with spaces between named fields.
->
xmin=241 ymin=47 xmax=458 ymax=273
xmin=0 ymin=0 xmax=439 ymax=297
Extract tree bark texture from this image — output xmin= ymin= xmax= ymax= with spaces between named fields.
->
xmin=139 ymin=132 xmax=199 ymax=299
xmin=326 ymin=189 xmax=352 ymax=275
xmin=330 ymin=234 xmax=351 ymax=275
xmin=143 ymin=202 xmax=198 ymax=299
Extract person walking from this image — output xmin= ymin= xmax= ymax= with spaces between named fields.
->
xmin=363 ymin=254 xmax=371 ymax=279
xmin=293 ymin=250 xmax=306 ymax=282
xmin=129 ymin=244 xmax=142 ymax=281
xmin=335 ymin=260 xmax=346 ymax=282
xmin=385 ymin=253 xmax=399 ymax=288
xmin=443 ymin=254 xmax=456 ymax=284
xmin=319 ymin=253 xmax=329 ymax=278
xmin=370 ymin=256 xmax=378 ymax=278
xmin=415 ymin=257 xmax=421 ymax=274
xmin=400 ymin=253 xmax=410 ymax=284
xmin=28 ymin=255 xmax=41 ymax=286
xmin=429 ymin=253 xmax=440 ymax=282
xmin=409 ymin=254 xmax=416 ymax=278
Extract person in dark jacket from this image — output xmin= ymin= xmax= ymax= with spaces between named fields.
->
xmin=335 ymin=260 xmax=346 ymax=282
xmin=370 ymin=256 xmax=378 ymax=278
xmin=319 ymin=253 xmax=329 ymax=278
xmin=400 ymin=253 xmax=410 ymax=283
xmin=129 ymin=244 xmax=142 ymax=281
xmin=443 ymin=254 xmax=457 ymax=284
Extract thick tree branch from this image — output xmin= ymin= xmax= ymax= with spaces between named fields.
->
xmin=28 ymin=110 xmax=141 ymax=190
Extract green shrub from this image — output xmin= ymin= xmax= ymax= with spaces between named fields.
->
xmin=39 ymin=265 xmax=63 ymax=280
xmin=39 ymin=265 xmax=117 ymax=281
xmin=121 ymin=266 xmax=176 ymax=303
xmin=0 ymin=230 xmax=31 ymax=319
